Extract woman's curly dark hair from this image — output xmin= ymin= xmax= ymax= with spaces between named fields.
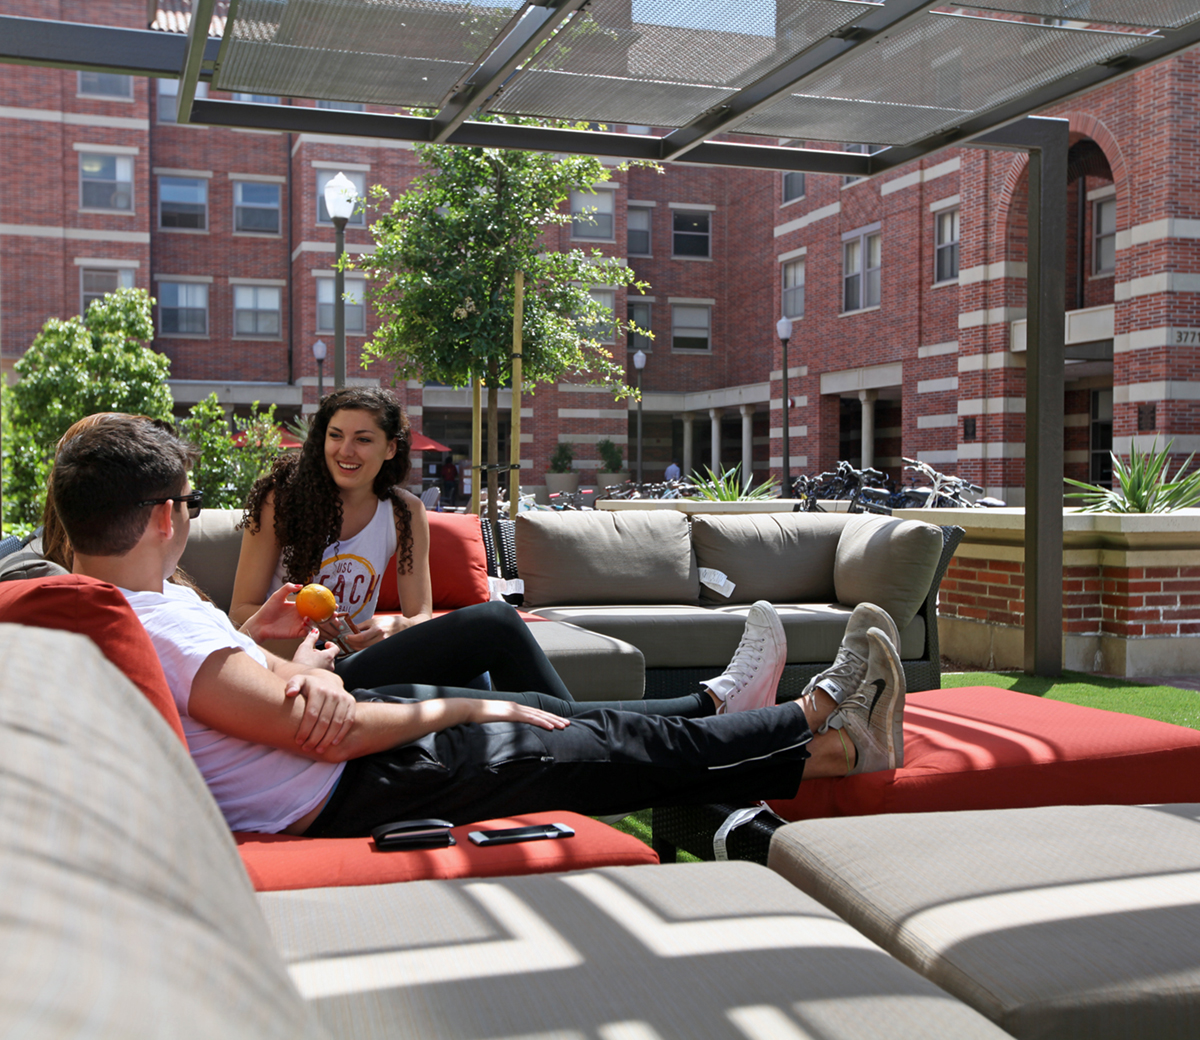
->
xmin=243 ymin=388 xmax=414 ymax=584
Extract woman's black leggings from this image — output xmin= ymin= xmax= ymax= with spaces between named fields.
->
xmin=332 ymin=601 xmax=713 ymax=718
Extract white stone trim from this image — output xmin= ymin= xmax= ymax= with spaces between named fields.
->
xmin=1117 ymin=434 xmax=1200 ymax=454
xmin=918 ymin=340 xmax=959 ymax=358
xmin=0 ymin=105 xmax=148 ymax=130
xmin=776 ymin=246 xmax=807 ymax=263
xmin=917 ymin=413 xmax=957 ymax=428
xmin=72 ymin=141 xmax=139 ymax=155
xmin=918 ymin=450 xmax=959 ymax=464
xmin=1114 ymin=273 xmax=1200 ymax=301
xmin=1115 ymin=327 xmax=1200 ymax=354
xmin=667 ymin=201 xmax=716 ymax=211
xmin=917 ymin=377 xmax=958 ymax=394
xmin=929 ymin=193 xmax=960 ymax=213
xmin=958 ymin=261 xmax=1027 ymax=285
xmin=310 ymin=160 xmax=371 ymax=171
xmin=1087 ymin=184 xmax=1116 ymax=201
xmin=228 ymin=172 xmax=287 ymax=183
xmin=228 ymin=276 xmax=287 ymax=286
xmin=293 ymin=134 xmax=412 ymax=152
xmin=626 ymin=199 xmax=656 ymax=207
xmin=879 ymin=156 xmax=960 ymax=196
xmin=770 ymin=396 xmax=808 ymax=409
xmin=769 ymin=425 xmax=808 ymax=439
xmin=1114 ymin=381 xmax=1200 ymax=404
xmin=958 ymin=442 xmax=1025 ymax=459
xmin=0 ymin=224 xmax=150 ymax=243
xmin=820 ymin=362 xmax=902 ymax=395
xmin=153 ymin=167 xmax=212 ymax=178
xmin=957 ymin=397 xmax=1025 ymax=414
xmin=959 ymin=306 xmax=1025 ymax=329
xmin=668 ymin=297 xmax=716 ymax=305
xmin=153 ymin=273 xmax=212 ymax=283
xmin=958 ymin=352 xmax=1025 ymax=372
xmin=72 ymin=256 xmax=139 ymax=268
xmin=556 ymin=408 xmax=628 ymax=418
xmin=1114 ymin=218 xmax=1200 ymax=250
xmin=773 ymin=201 xmax=839 ymax=238
xmin=769 ymin=455 xmax=808 ymax=468
xmin=292 ymin=241 xmax=375 ymax=261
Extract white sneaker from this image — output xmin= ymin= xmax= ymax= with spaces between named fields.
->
xmin=703 ymin=601 xmax=787 ymax=713
xmin=801 ymin=602 xmax=900 ymax=706
xmin=819 ymin=627 xmax=906 ymax=774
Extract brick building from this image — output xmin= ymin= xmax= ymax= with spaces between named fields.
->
xmin=3 ymin=1 xmax=1200 ymax=503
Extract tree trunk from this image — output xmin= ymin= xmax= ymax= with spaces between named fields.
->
xmin=486 ymin=360 xmax=502 ymax=574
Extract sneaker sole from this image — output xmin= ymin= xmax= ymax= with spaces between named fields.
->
xmin=867 ymin=627 xmax=905 ymax=770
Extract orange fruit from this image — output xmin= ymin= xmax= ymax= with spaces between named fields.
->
xmin=295 ymin=583 xmax=337 ymax=623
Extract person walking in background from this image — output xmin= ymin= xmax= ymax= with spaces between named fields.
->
xmin=439 ymin=455 xmax=459 ymax=507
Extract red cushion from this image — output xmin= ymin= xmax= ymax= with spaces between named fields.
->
xmin=377 ymin=511 xmax=489 ymax=612
xmin=0 ymin=574 xmax=187 ymax=746
xmin=234 ymin=811 xmax=658 ymax=891
xmin=769 ymin=686 xmax=1200 ymax=820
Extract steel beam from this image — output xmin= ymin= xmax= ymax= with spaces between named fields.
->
xmin=974 ymin=116 xmax=1069 ymax=677
xmin=177 ymin=0 xmax=218 ymax=125
xmin=431 ymin=0 xmax=589 ymax=143
xmin=0 ymin=15 xmax=209 ymax=77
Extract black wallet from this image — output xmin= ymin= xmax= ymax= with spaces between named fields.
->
xmin=371 ymin=818 xmax=456 ymax=850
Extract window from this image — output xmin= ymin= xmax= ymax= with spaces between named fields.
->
xmin=317 ymin=278 xmax=366 ymax=333
xmin=80 ymin=153 xmax=132 ymax=211
xmin=580 ymin=289 xmax=615 ymax=344
xmin=783 ymin=172 xmax=806 ymax=203
xmin=782 ymin=259 xmax=805 ymax=319
xmin=234 ymin=181 xmax=281 ymax=233
xmin=158 ymin=282 xmax=208 ymax=335
xmin=672 ymin=305 xmax=711 ymax=351
xmin=316 ymin=99 xmax=365 ymax=111
xmin=570 ymin=190 xmax=614 ymax=240
xmin=935 ymin=208 xmax=960 ymax=283
xmin=672 ymin=211 xmax=710 ymax=257
xmin=843 ymin=143 xmax=884 ymax=186
xmin=628 ymin=300 xmax=652 ymax=352
xmin=157 ymin=78 xmax=207 ymax=123
xmin=317 ymin=170 xmax=365 ymax=225
xmin=78 ymin=72 xmax=132 ymax=98
xmin=627 ymin=206 xmax=651 ymax=255
xmin=81 ymin=267 xmax=134 ymax=312
xmin=159 ymin=176 xmax=207 ymax=230
xmin=1090 ymin=388 xmax=1113 ymax=487
xmin=234 ymin=286 xmax=282 ymax=336
xmin=233 ymin=92 xmax=280 ymax=104
xmin=1094 ymin=197 xmax=1116 ymax=275
xmin=843 ymin=230 xmax=881 ymax=312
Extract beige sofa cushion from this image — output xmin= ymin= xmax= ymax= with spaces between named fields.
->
xmin=0 ymin=624 xmax=326 ymax=1040
xmin=769 ymin=803 xmax=1200 ymax=1040
xmin=180 ymin=508 xmax=245 ymax=613
xmin=691 ymin=512 xmax=849 ymax=605
xmin=833 ymin=514 xmax=943 ymax=628
xmin=259 ymin=860 xmax=1009 ymax=1040
xmin=516 ymin=510 xmax=698 ymax=608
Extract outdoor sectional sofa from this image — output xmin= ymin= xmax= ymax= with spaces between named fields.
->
xmin=172 ymin=505 xmax=963 ymax=702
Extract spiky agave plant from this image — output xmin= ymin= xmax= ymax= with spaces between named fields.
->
xmin=690 ymin=464 xmax=780 ymax=501
xmin=1064 ymin=439 xmax=1200 ymax=513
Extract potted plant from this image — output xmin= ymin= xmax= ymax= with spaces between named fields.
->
xmin=545 ymin=442 xmax=579 ymax=496
xmin=596 ymin=438 xmax=628 ymax=488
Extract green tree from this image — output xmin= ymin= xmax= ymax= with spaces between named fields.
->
xmin=359 ymin=119 xmax=652 ymax=525
xmin=179 ymin=394 xmax=283 ymax=510
xmin=3 ymin=288 xmax=173 ymax=531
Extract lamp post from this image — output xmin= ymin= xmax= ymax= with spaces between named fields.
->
xmin=633 ymin=349 xmax=646 ymax=484
xmin=776 ymin=316 xmax=793 ymax=494
xmin=311 ymin=338 xmax=327 ymax=400
xmin=322 ymin=172 xmax=359 ymax=389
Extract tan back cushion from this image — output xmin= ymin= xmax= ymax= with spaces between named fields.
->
xmin=179 ymin=508 xmax=244 ymax=612
xmin=0 ymin=624 xmax=327 ymax=1040
xmin=833 ymin=514 xmax=944 ymax=628
xmin=691 ymin=512 xmax=850 ymax=604
xmin=516 ymin=510 xmax=698 ymax=607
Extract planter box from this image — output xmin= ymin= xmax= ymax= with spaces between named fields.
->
xmin=544 ymin=473 xmax=579 ymax=498
xmin=903 ymin=507 xmax=1200 ymax=677
xmin=598 ymin=498 xmax=807 ymax=514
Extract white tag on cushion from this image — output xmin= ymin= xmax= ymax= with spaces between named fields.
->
xmin=699 ymin=567 xmax=736 ymax=598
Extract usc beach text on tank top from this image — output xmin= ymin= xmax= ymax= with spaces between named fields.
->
xmin=272 ymin=497 xmax=397 ymax=624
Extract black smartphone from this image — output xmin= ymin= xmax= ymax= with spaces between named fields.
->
xmin=371 ymin=818 xmax=456 ymax=850
xmin=467 ymin=823 xmax=575 ymax=846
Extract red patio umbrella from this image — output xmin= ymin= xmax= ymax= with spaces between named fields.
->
xmin=409 ymin=431 xmax=451 ymax=453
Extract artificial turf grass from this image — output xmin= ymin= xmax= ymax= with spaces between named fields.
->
xmin=940 ymin=670 xmax=1200 ymax=731
xmin=613 ymin=671 xmax=1200 ymax=857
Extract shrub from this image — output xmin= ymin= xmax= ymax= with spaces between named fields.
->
xmin=596 ymin=438 xmax=624 ymax=473
xmin=549 ymin=442 xmax=576 ymax=474
xmin=1064 ymin=438 xmax=1200 ymax=513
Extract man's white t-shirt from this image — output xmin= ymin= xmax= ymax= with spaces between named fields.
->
xmin=122 ymin=581 xmax=344 ymax=833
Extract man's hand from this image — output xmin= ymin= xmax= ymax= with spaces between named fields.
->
xmin=285 ymin=670 xmax=356 ymax=753
xmin=291 ymin=628 xmax=339 ymax=671
xmin=241 ymin=583 xmax=309 ymax=642
xmin=464 ymin=700 xmax=570 ymax=731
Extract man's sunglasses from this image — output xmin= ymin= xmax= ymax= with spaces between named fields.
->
xmin=137 ymin=491 xmax=204 ymax=519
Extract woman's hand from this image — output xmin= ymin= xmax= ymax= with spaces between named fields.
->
xmin=285 ymin=670 xmax=357 ymax=753
xmin=342 ymin=611 xmax=431 ymax=651
xmin=240 ymin=582 xmax=309 ymax=642
xmin=291 ymin=628 xmax=340 ymax=671
xmin=465 ymin=700 xmax=570 ymax=731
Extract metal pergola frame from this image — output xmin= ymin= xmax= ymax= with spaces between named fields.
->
xmin=3 ymin=3 xmax=1200 ymax=674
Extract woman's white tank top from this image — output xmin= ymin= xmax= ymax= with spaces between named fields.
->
xmin=271 ymin=497 xmax=398 ymax=625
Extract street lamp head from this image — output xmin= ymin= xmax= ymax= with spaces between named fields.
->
xmin=633 ymin=349 xmax=647 ymax=371
xmin=323 ymin=172 xmax=358 ymax=223
xmin=776 ymin=316 xmax=793 ymax=341
xmin=311 ymin=338 xmax=328 ymax=361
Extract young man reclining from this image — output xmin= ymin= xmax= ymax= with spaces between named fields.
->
xmin=53 ymin=415 xmax=907 ymax=837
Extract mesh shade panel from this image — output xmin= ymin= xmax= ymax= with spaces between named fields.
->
xmin=492 ymin=0 xmax=878 ymax=127
xmin=216 ymin=0 xmax=525 ymax=107
xmin=960 ymin=1 xmax=1200 ymax=30
xmin=741 ymin=13 xmax=1149 ymax=145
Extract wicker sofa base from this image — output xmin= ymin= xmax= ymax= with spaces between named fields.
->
xmin=652 ymin=803 xmax=781 ymax=865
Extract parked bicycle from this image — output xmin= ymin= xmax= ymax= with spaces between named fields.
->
xmin=548 ymin=488 xmax=596 ymax=510
xmin=601 ymin=479 xmax=699 ymax=500
xmin=792 ymin=459 xmax=1006 ymax=514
